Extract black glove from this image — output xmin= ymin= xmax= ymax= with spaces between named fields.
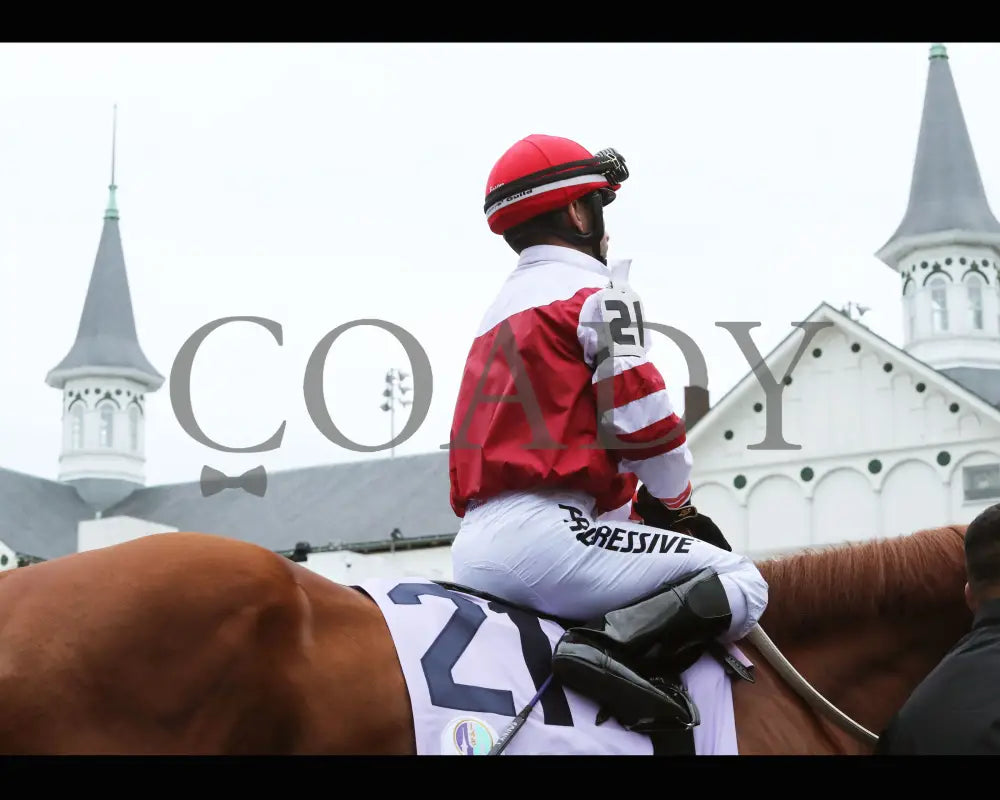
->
xmin=633 ymin=484 xmax=733 ymax=552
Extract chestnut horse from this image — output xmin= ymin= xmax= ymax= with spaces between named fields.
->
xmin=0 ymin=524 xmax=971 ymax=755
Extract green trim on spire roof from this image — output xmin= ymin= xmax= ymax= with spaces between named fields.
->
xmin=105 ymin=183 xmax=118 ymax=220
xmin=929 ymin=43 xmax=948 ymax=60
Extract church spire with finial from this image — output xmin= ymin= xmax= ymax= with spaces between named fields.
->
xmin=45 ymin=106 xmax=164 ymax=512
xmin=876 ymin=43 xmax=1000 ymax=267
xmin=875 ymin=44 xmax=1000 ymax=404
xmin=106 ymin=103 xmax=118 ymax=221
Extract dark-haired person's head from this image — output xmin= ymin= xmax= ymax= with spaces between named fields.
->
xmin=483 ymin=135 xmax=627 ymax=266
xmin=964 ymin=502 xmax=1000 ymax=610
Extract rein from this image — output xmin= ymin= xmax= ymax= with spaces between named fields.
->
xmin=745 ymin=625 xmax=879 ymax=748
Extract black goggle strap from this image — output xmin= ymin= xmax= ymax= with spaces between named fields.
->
xmin=484 ymin=148 xmax=628 ymax=215
xmin=593 ymin=148 xmax=629 ymax=186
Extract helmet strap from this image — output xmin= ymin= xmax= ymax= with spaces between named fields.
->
xmin=550 ymin=192 xmax=607 ymax=265
xmin=502 ymin=191 xmax=608 ymax=265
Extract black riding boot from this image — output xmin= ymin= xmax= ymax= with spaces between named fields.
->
xmin=550 ymin=568 xmax=733 ymax=733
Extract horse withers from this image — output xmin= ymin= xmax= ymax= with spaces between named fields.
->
xmin=0 ymin=525 xmax=972 ymax=755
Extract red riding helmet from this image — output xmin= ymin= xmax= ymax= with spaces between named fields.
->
xmin=484 ymin=134 xmax=629 ymax=235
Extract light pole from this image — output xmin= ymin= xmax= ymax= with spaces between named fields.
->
xmin=380 ymin=368 xmax=413 ymax=458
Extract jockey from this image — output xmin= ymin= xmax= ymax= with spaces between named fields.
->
xmin=447 ymin=134 xmax=769 ymax=733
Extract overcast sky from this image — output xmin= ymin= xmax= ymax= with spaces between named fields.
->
xmin=2 ymin=42 xmax=1000 ymax=488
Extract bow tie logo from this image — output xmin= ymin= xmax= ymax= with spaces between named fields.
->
xmin=200 ymin=465 xmax=268 ymax=498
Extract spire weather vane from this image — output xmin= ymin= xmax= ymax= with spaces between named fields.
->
xmin=106 ymin=104 xmax=119 ymax=221
xmin=111 ymin=103 xmax=117 ymax=186
xmin=841 ymin=301 xmax=870 ymax=322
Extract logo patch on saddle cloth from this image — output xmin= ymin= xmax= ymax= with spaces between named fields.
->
xmin=442 ymin=716 xmax=498 ymax=755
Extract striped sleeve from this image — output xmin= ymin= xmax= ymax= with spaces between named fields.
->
xmin=576 ymin=285 xmax=693 ymax=509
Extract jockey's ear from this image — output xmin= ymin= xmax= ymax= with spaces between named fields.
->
xmin=566 ymin=198 xmax=593 ymax=235
xmin=964 ymin=581 xmax=976 ymax=612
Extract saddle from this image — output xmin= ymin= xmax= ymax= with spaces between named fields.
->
xmin=435 ymin=571 xmax=754 ymax=755
xmin=433 ymin=498 xmax=753 ymax=752
xmin=552 ymin=569 xmax=752 ymax=727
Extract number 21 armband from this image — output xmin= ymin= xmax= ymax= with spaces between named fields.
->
xmin=588 ymin=284 xmax=649 ymax=379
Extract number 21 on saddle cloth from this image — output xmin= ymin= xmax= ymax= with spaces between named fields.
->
xmin=355 ymin=577 xmax=755 ymax=755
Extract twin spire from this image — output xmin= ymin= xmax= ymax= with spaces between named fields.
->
xmin=44 ymin=105 xmax=163 ymax=391
xmin=876 ymin=43 xmax=1000 ymax=267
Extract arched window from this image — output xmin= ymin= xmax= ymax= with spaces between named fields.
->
xmin=930 ymin=278 xmax=948 ymax=333
xmin=905 ymin=284 xmax=917 ymax=340
xmin=98 ymin=403 xmax=115 ymax=448
xmin=70 ymin=404 xmax=85 ymax=449
xmin=129 ymin=406 xmax=140 ymax=452
xmin=968 ymin=274 xmax=984 ymax=330
xmin=908 ymin=304 xmax=915 ymax=340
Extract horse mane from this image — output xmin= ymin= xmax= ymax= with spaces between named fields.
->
xmin=753 ymin=525 xmax=969 ymax=641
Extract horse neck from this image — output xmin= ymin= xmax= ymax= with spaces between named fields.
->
xmin=744 ymin=527 xmax=973 ymax=752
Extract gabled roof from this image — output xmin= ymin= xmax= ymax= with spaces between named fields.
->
xmin=0 ymin=450 xmax=459 ymax=563
xmin=102 ymin=450 xmax=457 ymax=554
xmin=45 ymin=185 xmax=164 ymax=390
xmin=0 ymin=466 xmax=93 ymax=560
xmin=877 ymin=44 xmax=1000 ymax=268
xmin=687 ymin=302 xmax=1000 ymax=450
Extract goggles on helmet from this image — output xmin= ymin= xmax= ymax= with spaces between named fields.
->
xmin=483 ymin=146 xmax=629 ymax=218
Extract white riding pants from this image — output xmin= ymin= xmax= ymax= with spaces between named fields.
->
xmin=451 ymin=488 xmax=768 ymax=641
